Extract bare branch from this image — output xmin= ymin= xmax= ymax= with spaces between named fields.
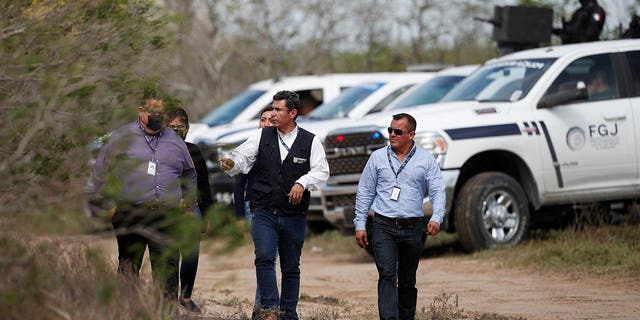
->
xmin=0 ymin=26 xmax=25 ymax=40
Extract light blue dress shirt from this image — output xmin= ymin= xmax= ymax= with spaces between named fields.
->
xmin=354 ymin=143 xmax=446 ymax=231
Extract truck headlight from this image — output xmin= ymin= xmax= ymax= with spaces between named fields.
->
xmin=414 ymin=131 xmax=447 ymax=166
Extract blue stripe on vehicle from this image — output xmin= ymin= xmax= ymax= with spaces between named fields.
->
xmin=444 ymin=123 xmax=521 ymax=140
xmin=531 ymin=121 xmax=540 ymax=135
xmin=523 ymin=122 xmax=532 ymax=135
xmin=539 ymin=121 xmax=564 ymax=188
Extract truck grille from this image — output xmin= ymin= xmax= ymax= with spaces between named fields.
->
xmin=325 ymin=131 xmax=386 ymax=176
xmin=325 ymin=193 xmax=356 ymax=210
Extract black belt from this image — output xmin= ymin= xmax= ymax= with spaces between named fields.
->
xmin=374 ymin=212 xmax=423 ymax=227
xmin=266 ymin=208 xmax=304 ymax=217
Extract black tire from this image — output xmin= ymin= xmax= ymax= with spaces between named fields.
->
xmin=454 ymin=172 xmax=530 ymax=252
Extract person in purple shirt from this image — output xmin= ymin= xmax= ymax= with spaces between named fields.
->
xmin=91 ymin=97 xmax=197 ymax=300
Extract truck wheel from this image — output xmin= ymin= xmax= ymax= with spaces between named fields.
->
xmin=455 ymin=172 xmax=529 ymax=252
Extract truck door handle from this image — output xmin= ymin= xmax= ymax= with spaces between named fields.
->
xmin=604 ymin=115 xmax=626 ymax=121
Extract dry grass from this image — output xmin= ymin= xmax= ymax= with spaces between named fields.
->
xmin=3 ymin=204 xmax=636 ymax=319
xmin=0 ymin=234 xmax=177 ymax=320
xmin=474 ymin=203 xmax=640 ymax=278
xmin=0 ymin=232 xmax=524 ymax=320
xmin=476 ymin=224 xmax=640 ymax=277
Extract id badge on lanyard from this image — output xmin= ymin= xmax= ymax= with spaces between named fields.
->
xmin=144 ymin=134 xmax=159 ymax=176
xmin=387 ymin=146 xmax=416 ymax=202
xmin=147 ymin=160 xmax=157 ymax=176
xmin=390 ymin=186 xmax=401 ymax=201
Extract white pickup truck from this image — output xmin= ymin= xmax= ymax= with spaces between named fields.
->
xmin=321 ymin=39 xmax=640 ymax=252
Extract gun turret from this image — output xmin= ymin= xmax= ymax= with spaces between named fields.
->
xmin=482 ymin=6 xmax=554 ymax=55
xmin=474 ymin=16 xmax=502 ymax=28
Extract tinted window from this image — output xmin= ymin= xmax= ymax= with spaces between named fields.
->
xmin=367 ymin=84 xmax=414 ymax=114
xmin=442 ymin=59 xmax=555 ymax=102
xmin=201 ymin=89 xmax=266 ymax=127
xmin=544 ymin=53 xmax=619 ymax=102
xmin=387 ymin=75 xmax=465 ymax=110
xmin=625 ymin=51 xmax=640 ymax=97
xmin=307 ymin=82 xmax=385 ymax=120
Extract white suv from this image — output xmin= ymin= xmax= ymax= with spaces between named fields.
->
xmin=321 ymin=39 xmax=640 ymax=251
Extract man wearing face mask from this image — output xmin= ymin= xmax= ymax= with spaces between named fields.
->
xmin=91 ymin=97 xmax=197 ymax=300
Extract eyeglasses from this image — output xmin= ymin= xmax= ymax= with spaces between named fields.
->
xmin=169 ymin=125 xmax=188 ymax=131
xmin=387 ymin=127 xmax=408 ymax=136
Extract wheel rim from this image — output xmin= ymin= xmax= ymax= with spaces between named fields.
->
xmin=481 ymin=190 xmax=520 ymax=244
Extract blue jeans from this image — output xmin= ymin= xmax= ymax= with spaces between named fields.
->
xmin=251 ymin=208 xmax=306 ymax=320
xmin=371 ymin=216 xmax=425 ymax=320
xmin=244 ymin=201 xmax=253 ymax=225
xmin=245 ymin=201 xmax=262 ymax=308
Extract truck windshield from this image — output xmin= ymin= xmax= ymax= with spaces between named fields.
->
xmin=307 ymin=82 xmax=385 ymax=120
xmin=387 ymin=75 xmax=466 ymax=110
xmin=441 ymin=58 xmax=555 ymax=102
xmin=201 ymin=89 xmax=266 ymax=127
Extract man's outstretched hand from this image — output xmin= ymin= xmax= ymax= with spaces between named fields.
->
xmin=219 ymin=158 xmax=235 ymax=172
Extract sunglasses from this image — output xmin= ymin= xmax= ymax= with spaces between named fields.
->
xmin=387 ymin=127 xmax=410 ymax=136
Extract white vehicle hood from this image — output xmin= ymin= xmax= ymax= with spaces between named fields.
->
xmin=214 ymin=100 xmax=513 ymax=145
xmin=189 ymin=121 xmax=257 ymax=145
xmin=361 ymin=100 xmax=514 ymax=134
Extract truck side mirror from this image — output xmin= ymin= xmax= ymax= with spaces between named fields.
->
xmin=538 ymin=80 xmax=587 ymax=108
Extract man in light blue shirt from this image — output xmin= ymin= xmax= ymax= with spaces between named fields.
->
xmin=354 ymin=113 xmax=445 ymax=320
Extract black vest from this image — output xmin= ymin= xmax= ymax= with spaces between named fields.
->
xmin=251 ymin=126 xmax=314 ymax=215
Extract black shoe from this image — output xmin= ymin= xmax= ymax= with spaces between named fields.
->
xmin=179 ymin=299 xmax=201 ymax=313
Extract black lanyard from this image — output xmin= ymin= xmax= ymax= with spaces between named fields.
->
xmin=140 ymin=124 xmax=161 ymax=161
xmin=278 ymin=132 xmax=291 ymax=152
xmin=386 ymin=145 xmax=416 ymax=179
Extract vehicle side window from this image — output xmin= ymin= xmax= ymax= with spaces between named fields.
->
xmin=368 ymin=84 xmax=413 ymax=114
xmin=252 ymin=88 xmax=323 ymax=119
xmin=544 ymin=53 xmax=619 ymax=103
xmin=624 ymin=51 xmax=640 ymax=97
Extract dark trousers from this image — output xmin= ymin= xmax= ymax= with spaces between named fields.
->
xmin=371 ymin=215 xmax=425 ymax=320
xmin=111 ymin=206 xmax=179 ymax=299
xmin=251 ymin=208 xmax=306 ymax=320
xmin=179 ymin=229 xmax=200 ymax=299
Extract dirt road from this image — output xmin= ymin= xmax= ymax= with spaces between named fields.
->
xmin=97 ymin=236 xmax=640 ymax=319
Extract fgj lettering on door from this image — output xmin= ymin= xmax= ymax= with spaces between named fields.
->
xmin=587 ymin=123 xmax=619 ymax=150
xmin=588 ymin=123 xmax=618 ymax=137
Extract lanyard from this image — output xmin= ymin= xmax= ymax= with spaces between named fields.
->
xmin=140 ymin=124 xmax=161 ymax=161
xmin=278 ymin=132 xmax=291 ymax=152
xmin=386 ymin=145 xmax=416 ymax=180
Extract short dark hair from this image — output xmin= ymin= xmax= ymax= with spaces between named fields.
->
xmin=167 ymin=107 xmax=190 ymax=126
xmin=273 ymin=90 xmax=301 ymax=112
xmin=392 ymin=113 xmax=417 ymax=132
